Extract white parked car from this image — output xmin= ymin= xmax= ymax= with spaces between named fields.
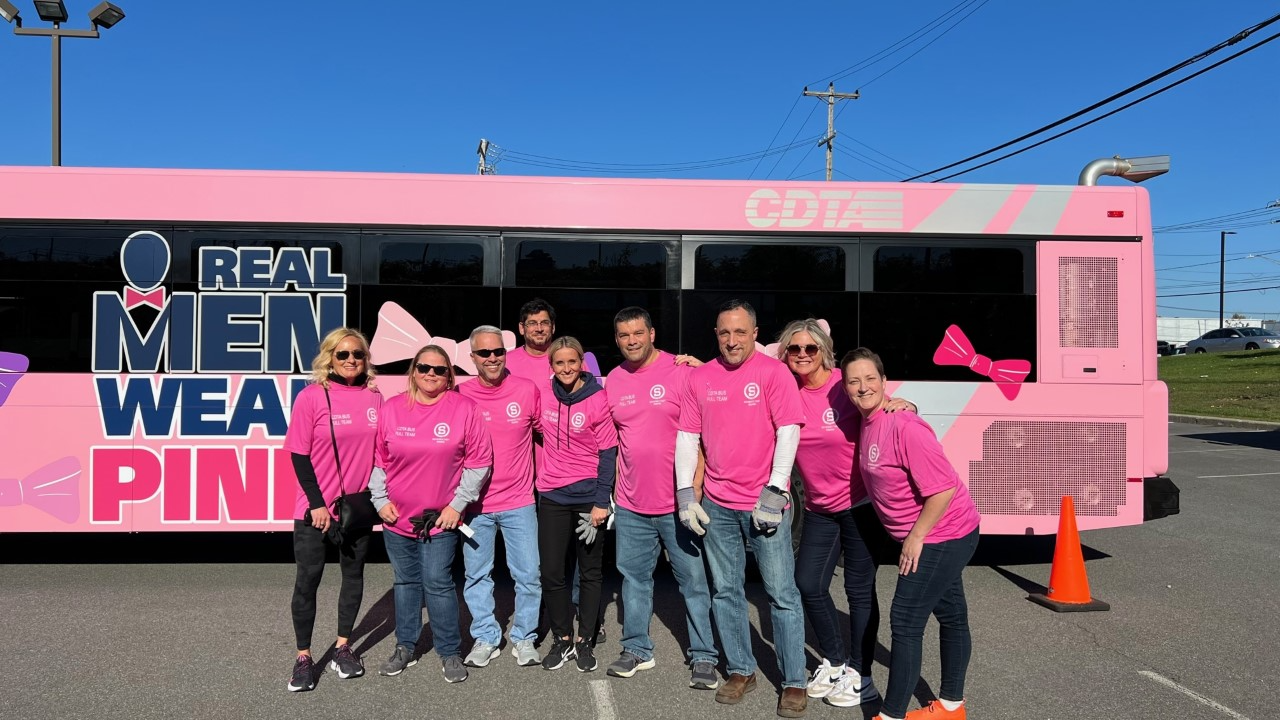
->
xmin=1182 ymin=327 xmax=1280 ymax=354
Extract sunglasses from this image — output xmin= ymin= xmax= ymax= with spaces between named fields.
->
xmin=786 ymin=344 xmax=820 ymax=356
xmin=415 ymin=363 xmax=450 ymax=376
xmin=334 ymin=350 xmax=367 ymax=361
xmin=472 ymin=347 xmax=507 ymax=359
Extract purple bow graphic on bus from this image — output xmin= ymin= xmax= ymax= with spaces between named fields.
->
xmin=933 ymin=325 xmax=1030 ymax=400
xmin=124 ymin=286 xmax=165 ymax=310
xmin=0 ymin=351 xmax=30 ymax=408
xmin=0 ymin=456 xmax=82 ymax=524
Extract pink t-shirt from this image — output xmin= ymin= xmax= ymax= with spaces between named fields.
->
xmin=284 ymin=383 xmax=381 ymax=521
xmin=857 ymin=409 xmax=981 ymax=542
xmin=504 ymin=346 xmax=551 ymax=384
xmin=537 ymin=384 xmax=619 ymax=493
xmin=457 ymin=373 xmax=541 ymax=514
xmin=795 ymin=372 xmax=866 ymax=513
xmin=606 ymin=351 xmax=690 ymax=514
xmin=375 ymin=391 xmax=494 ymax=538
xmin=678 ymin=351 xmax=806 ymax=511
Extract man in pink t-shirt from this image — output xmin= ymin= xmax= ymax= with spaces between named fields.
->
xmin=456 ymin=325 xmax=545 ymax=669
xmin=603 ymin=306 xmax=720 ymax=690
xmin=674 ymin=300 xmax=809 ymax=716
xmin=503 ymin=298 xmax=556 ymax=384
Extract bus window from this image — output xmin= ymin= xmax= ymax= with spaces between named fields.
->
xmin=378 ymin=241 xmax=484 ymax=286
xmin=0 ymin=225 xmax=130 ymax=281
xmin=514 ymin=239 xmax=666 ymax=289
xmin=695 ymin=244 xmax=844 ymax=291
xmin=873 ymin=246 xmax=1024 ymax=293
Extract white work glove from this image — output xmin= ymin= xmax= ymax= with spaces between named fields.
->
xmin=676 ymin=486 xmax=710 ymax=536
xmin=576 ymin=512 xmax=599 ymax=545
xmin=752 ymin=486 xmax=788 ymax=532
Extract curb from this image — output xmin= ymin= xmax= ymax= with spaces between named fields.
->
xmin=1169 ymin=413 xmax=1280 ymax=431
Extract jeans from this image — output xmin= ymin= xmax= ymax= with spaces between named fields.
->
xmin=384 ymin=529 xmax=462 ymax=659
xmin=882 ymin=528 xmax=979 ymax=717
xmin=290 ymin=520 xmax=372 ymax=651
xmin=461 ymin=504 xmax=542 ymax=645
xmin=701 ymin=497 xmax=807 ymax=688
xmin=794 ymin=505 xmax=881 ymax=675
xmin=614 ymin=506 xmax=718 ymax=664
xmin=538 ymin=497 xmax=605 ymax=641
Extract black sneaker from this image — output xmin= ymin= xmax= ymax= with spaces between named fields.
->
xmin=379 ymin=644 xmax=417 ymax=676
xmin=690 ymin=660 xmax=720 ymax=690
xmin=541 ymin=636 xmax=576 ymax=671
xmin=575 ymin=639 xmax=597 ymax=672
xmin=287 ymin=654 xmax=316 ymax=692
xmin=327 ymin=643 xmax=364 ymax=679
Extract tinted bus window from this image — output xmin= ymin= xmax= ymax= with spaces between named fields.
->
xmin=179 ymin=231 xmax=348 ymax=286
xmin=514 ymin=240 xmax=666 ymax=289
xmin=379 ymin=242 xmax=483 ymax=285
xmin=0 ymin=226 xmax=131 ymax=281
xmin=696 ymin=244 xmax=844 ymax=291
xmin=873 ymin=246 xmax=1024 ymax=293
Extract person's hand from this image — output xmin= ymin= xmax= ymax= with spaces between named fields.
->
xmin=576 ymin=512 xmax=599 ymax=545
xmin=885 ymin=396 xmax=917 ymax=414
xmin=378 ymin=502 xmax=399 ymax=525
xmin=676 ymin=487 xmax=709 ymax=536
xmin=309 ymin=506 xmax=332 ymax=532
xmin=751 ymin=487 xmax=788 ymax=532
xmin=899 ymin=534 xmax=925 ymax=575
xmin=436 ymin=506 xmax=462 ymax=530
xmin=674 ymin=354 xmax=704 ymax=367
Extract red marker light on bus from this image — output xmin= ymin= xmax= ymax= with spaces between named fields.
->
xmin=1107 ymin=210 xmax=1125 ymax=218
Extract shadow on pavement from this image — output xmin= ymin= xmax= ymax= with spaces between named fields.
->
xmin=1182 ymin=429 xmax=1280 ymax=452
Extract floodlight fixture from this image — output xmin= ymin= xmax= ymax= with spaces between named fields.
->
xmin=87 ymin=1 xmax=123 ymax=28
xmin=1078 ymin=155 xmax=1170 ymax=186
xmin=0 ymin=0 xmax=21 ymax=25
xmin=32 ymin=1 xmax=68 ymax=23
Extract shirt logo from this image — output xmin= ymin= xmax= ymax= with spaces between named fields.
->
xmin=822 ymin=408 xmax=836 ymax=425
xmin=434 ymin=423 xmax=451 ymax=438
xmin=649 ymin=384 xmax=665 ymax=400
xmin=506 ymin=402 xmax=521 ymax=418
xmin=744 ymin=382 xmax=761 ymax=400
xmin=867 ymin=444 xmax=880 ymax=463
xmin=366 ymin=408 xmax=378 ymax=424
xmin=571 ymin=412 xmax=586 ymax=429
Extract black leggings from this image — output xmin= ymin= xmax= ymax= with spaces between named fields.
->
xmin=290 ymin=520 xmax=372 ymax=651
xmin=538 ymin=498 xmax=604 ymax=642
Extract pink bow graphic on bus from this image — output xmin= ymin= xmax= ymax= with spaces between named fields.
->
xmin=0 ymin=456 xmax=81 ymax=524
xmin=0 ymin=351 xmax=29 ymax=408
xmin=124 ymin=286 xmax=165 ymax=310
xmin=933 ymin=325 xmax=1030 ymax=400
xmin=370 ymin=302 xmax=517 ymax=375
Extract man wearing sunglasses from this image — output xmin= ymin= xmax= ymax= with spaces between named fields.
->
xmin=504 ymin=298 xmax=557 ymax=383
xmin=456 ymin=325 xmax=545 ymax=669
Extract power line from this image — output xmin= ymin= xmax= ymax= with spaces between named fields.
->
xmin=748 ymin=94 xmax=801 ymax=180
xmin=1158 ymin=284 xmax=1280 ymax=298
xmin=858 ymin=0 xmax=991 ymax=90
xmin=1157 ymin=250 xmax=1280 ymax=272
xmin=496 ymin=134 xmax=826 ymax=175
xmin=903 ymin=12 xmax=1280 ymax=182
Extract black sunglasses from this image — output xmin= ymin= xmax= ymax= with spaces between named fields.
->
xmin=472 ymin=347 xmax=507 ymax=359
xmin=786 ymin=344 xmax=820 ymax=356
xmin=415 ymin=363 xmax=450 ymax=376
xmin=334 ymin=350 xmax=367 ymax=361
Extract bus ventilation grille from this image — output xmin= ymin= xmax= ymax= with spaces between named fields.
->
xmin=968 ymin=420 xmax=1126 ymax=517
xmin=1058 ymin=257 xmax=1118 ymax=348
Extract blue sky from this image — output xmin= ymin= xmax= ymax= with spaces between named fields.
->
xmin=1 ymin=1 xmax=1276 ymax=318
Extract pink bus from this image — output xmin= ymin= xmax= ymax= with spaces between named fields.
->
xmin=0 ymin=166 xmax=1174 ymax=534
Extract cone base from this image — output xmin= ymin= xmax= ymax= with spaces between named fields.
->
xmin=1027 ymin=593 xmax=1110 ymax=612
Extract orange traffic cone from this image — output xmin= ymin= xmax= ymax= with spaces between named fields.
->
xmin=1028 ymin=495 xmax=1110 ymax=612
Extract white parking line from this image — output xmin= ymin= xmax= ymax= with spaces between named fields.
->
xmin=590 ymin=679 xmax=617 ymax=720
xmin=1139 ymin=671 xmax=1252 ymax=719
xmin=1196 ymin=472 xmax=1280 ymax=479
xmin=1169 ymin=448 xmax=1234 ymax=454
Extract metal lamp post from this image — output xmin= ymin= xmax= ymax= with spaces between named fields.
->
xmin=1 ymin=1 xmax=127 ymax=166
xmin=1220 ymin=230 xmax=1237 ymax=329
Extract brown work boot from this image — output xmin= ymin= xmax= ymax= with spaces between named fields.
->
xmin=778 ymin=686 xmax=808 ymax=717
xmin=715 ymin=672 xmax=758 ymax=704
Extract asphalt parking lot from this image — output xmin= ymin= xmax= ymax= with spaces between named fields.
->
xmin=2 ymin=422 xmax=1275 ymax=720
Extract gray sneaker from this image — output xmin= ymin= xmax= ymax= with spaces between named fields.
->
xmin=441 ymin=655 xmax=468 ymax=683
xmin=690 ymin=660 xmax=720 ymax=690
xmin=464 ymin=641 xmax=501 ymax=668
xmin=511 ymin=638 xmax=541 ymax=667
xmin=378 ymin=645 xmax=417 ymax=677
xmin=607 ymin=650 xmax=656 ymax=678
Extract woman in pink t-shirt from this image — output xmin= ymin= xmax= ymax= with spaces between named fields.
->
xmin=841 ymin=347 xmax=980 ymax=720
xmin=282 ymin=327 xmax=381 ymax=692
xmin=369 ymin=345 xmax=494 ymax=684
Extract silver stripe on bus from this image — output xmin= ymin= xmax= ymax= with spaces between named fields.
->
xmin=1008 ymin=187 xmax=1074 ymax=236
xmin=912 ymin=185 xmax=1016 ymax=234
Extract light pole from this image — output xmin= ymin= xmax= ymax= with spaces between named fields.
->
xmin=1 ymin=1 xmax=127 ymax=166
xmin=1220 ymin=230 xmax=1237 ymax=329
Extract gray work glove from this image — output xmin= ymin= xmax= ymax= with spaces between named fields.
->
xmin=676 ymin=487 xmax=710 ymax=536
xmin=751 ymin=486 xmax=788 ymax=532
xmin=576 ymin=512 xmax=599 ymax=545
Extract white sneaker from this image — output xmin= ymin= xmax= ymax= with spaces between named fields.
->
xmin=511 ymin=638 xmax=541 ymax=666
xmin=464 ymin=641 xmax=501 ymax=668
xmin=824 ymin=671 xmax=881 ymax=708
xmin=805 ymin=659 xmax=846 ymax=698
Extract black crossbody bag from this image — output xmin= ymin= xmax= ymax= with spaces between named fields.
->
xmin=324 ymin=388 xmax=378 ymax=542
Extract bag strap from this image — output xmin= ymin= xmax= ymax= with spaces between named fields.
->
xmin=323 ymin=387 xmax=346 ymax=501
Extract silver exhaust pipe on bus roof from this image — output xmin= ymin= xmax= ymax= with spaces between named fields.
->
xmin=1078 ymin=155 xmax=1171 ymax=186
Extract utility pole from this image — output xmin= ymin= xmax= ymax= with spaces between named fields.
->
xmin=803 ymin=83 xmax=859 ymax=181
xmin=477 ymin=138 xmax=496 ymax=175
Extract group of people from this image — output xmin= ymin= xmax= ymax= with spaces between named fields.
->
xmin=284 ymin=297 xmax=981 ymax=720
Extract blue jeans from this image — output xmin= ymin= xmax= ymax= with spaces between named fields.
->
xmin=882 ymin=528 xmax=979 ymax=717
xmin=794 ymin=505 xmax=880 ymax=675
xmin=701 ymin=497 xmax=807 ymax=688
xmin=614 ymin=506 xmax=718 ymax=664
xmin=384 ymin=529 xmax=462 ymax=659
xmin=461 ymin=504 xmax=542 ymax=645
